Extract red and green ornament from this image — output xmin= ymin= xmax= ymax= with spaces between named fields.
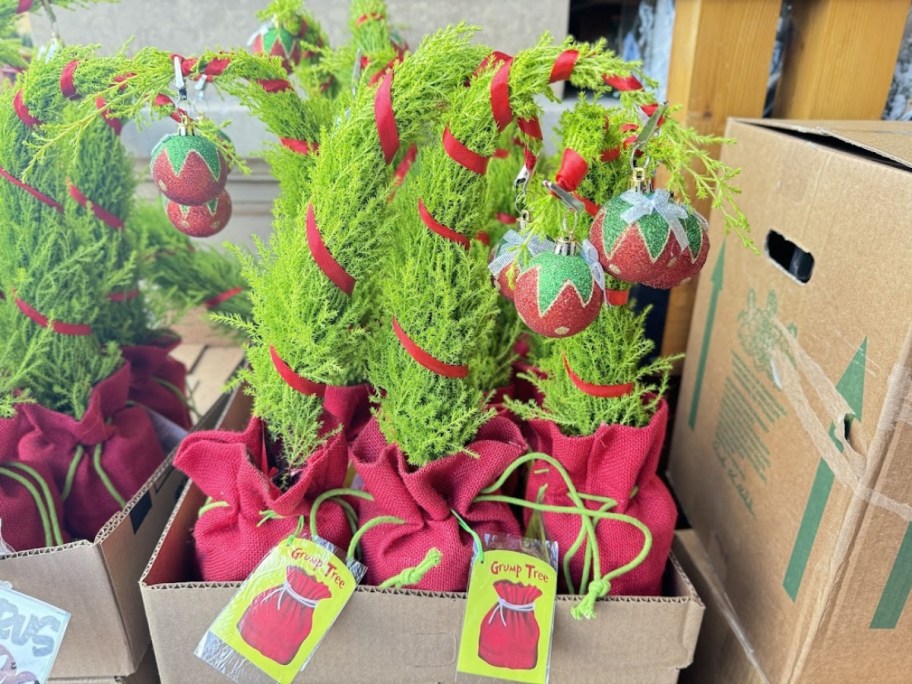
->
xmin=250 ymin=22 xmax=302 ymax=72
xmin=166 ymin=189 xmax=232 ymax=238
xmin=150 ymin=131 xmax=227 ymax=207
xmin=590 ymin=188 xmax=709 ymax=290
xmin=513 ymin=245 xmax=603 ymax=338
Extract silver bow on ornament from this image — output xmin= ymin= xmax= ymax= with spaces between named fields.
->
xmin=619 ymin=189 xmax=691 ymax=251
xmin=488 ymin=230 xmax=606 ymax=293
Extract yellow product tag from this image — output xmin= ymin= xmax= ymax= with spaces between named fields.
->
xmin=457 ymin=548 xmax=557 ymax=684
xmin=196 ymin=535 xmax=364 ymax=684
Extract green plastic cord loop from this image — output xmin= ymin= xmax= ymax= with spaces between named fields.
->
xmin=379 ymin=547 xmax=443 ymax=589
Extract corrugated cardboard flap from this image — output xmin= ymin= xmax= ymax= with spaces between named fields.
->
xmin=739 ymin=119 xmax=912 ymax=170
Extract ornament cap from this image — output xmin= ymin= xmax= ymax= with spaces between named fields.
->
xmin=554 ymin=238 xmax=578 ymax=257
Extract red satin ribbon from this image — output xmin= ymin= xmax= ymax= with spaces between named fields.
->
xmin=280 ymin=137 xmax=318 ymax=156
xmin=418 ymin=199 xmax=470 ymax=249
xmin=575 ymin=193 xmax=600 ymax=217
xmin=555 ymin=148 xmax=588 ymax=192
xmin=204 ymin=286 xmax=243 ymax=309
xmin=172 ymin=55 xmax=229 ymax=80
xmin=392 ymin=318 xmax=468 ymax=379
xmin=393 ymin=143 xmax=417 ymax=186
xmin=257 ymin=79 xmax=292 ymax=93
xmin=368 ymin=56 xmax=402 ymax=87
xmin=563 ymin=355 xmax=634 ymax=398
xmin=16 ymin=0 xmax=32 ymax=13
xmin=517 ymin=117 xmax=542 ymax=140
xmin=108 ymin=289 xmax=139 ymax=302
xmin=549 ymin=49 xmax=579 ymax=83
xmin=374 ymin=71 xmax=399 ymax=165
xmin=493 ymin=148 xmax=509 ymax=159
xmin=95 ymin=97 xmax=123 ymax=135
xmin=356 ymin=12 xmax=385 ymax=24
xmin=0 ymin=164 xmax=63 ymax=212
xmin=606 ymin=289 xmax=630 ymax=306
xmin=306 ymin=203 xmax=355 ymax=296
xmin=640 ymin=102 xmax=665 ymax=126
xmin=523 ymin=146 xmax=537 ymax=171
xmin=604 ymin=74 xmax=644 ymax=91
xmin=495 ymin=212 xmax=517 ymax=225
xmin=601 ymin=147 xmax=621 ymax=162
xmin=15 ymin=297 xmax=92 ymax=336
xmin=13 ymin=90 xmax=42 ymax=127
xmin=475 ymin=231 xmax=490 ymax=246
xmin=67 ymin=181 xmax=125 ymax=230
xmin=269 ymin=345 xmax=325 ymax=397
xmin=442 ymin=127 xmax=489 ymax=175
xmin=490 ymin=55 xmax=513 ymax=132
xmin=153 ymin=93 xmax=185 ymax=123
xmin=60 ymin=60 xmax=80 ymax=99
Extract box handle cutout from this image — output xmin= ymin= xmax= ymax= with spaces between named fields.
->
xmin=766 ymin=230 xmax=814 ymax=283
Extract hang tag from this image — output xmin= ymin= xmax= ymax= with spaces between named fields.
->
xmin=0 ymin=584 xmax=71 ymax=683
xmin=0 ymin=520 xmax=16 ymax=557
xmin=196 ymin=534 xmax=365 ymax=684
xmin=457 ymin=534 xmax=558 ymax=684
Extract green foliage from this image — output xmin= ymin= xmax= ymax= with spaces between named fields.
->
xmin=133 ymin=201 xmax=251 ymax=335
xmin=240 ymin=26 xmax=488 ymax=464
xmin=507 ymin=305 xmax=674 ymax=433
xmin=0 ymin=52 xmax=134 ymax=417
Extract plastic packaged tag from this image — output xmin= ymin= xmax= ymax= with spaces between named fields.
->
xmin=0 ymin=582 xmax=71 ymax=683
xmin=196 ymin=533 xmax=365 ymax=684
xmin=0 ymin=521 xmax=15 ymax=557
xmin=457 ymin=533 xmax=558 ymax=684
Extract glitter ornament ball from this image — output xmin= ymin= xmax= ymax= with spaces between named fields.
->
xmin=166 ymin=190 xmax=233 ymax=238
xmin=250 ymin=24 xmax=302 ymax=72
xmin=513 ymin=250 xmax=602 ymax=338
xmin=590 ymin=189 xmax=709 ymax=290
xmin=150 ymin=132 xmax=227 ymax=206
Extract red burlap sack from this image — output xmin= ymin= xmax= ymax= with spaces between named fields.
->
xmin=237 ymin=566 xmax=332 ymax=665
xmin=524 ymin=400 xmax=675 ymax=596
xmin=350 ymin=415 xmax=526 ymax=591
xmin=18 ymin=364 xmax=166 ymax=541
xmin=0 ymin=408 xmax=27 ymax=455
xmin=174 ymin=416 xmax=352 ymax=582
xmin=0 ymin=460 xmax=70 ymax=552
xmin=478 ymin=581 xmax=542 ymax=670
xmin=121 ymin=336 xmax=191 ymax=429
xmin=322 ymin=383 xmax=372 ymax=441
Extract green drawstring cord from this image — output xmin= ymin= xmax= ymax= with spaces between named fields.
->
xmin=379 ymin=548 xmax=442 ymax=589
xmin=476 ymin=451 xmax=653 ymax=619
xmin=91 ymin=442 xmax=127 ymax=508
xmin=475 ymin=492 xmax=653 ymax=619
xmin=452 ymin=509 xmax=484 ymax=564
xmin=153 ymin=376 xmax=200 ymax=422
xmin=480 ymin=452 xmax=601 ymax=593
xmin=0 ymin=463 xmax=65 ymax=548
xmin=198 ymin=497 xmax=230 ymax=518
xmin=61 ymin=444 xmax=84 ymax=501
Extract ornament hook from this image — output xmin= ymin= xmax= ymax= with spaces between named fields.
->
xmin=543 ymin=179 xmax=585 ymax=214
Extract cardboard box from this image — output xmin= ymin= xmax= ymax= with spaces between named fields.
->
xmin=670 ymin=119 xmax=912 ymax=683
xmin=51 ymin=647 xmax=158 ymax=684
xmin=142 ymin=390 xmax=705 ymax=684
xmin=673 ymin=530 xmax=768 ymax=684
xmin=0 ymin=353 xmax=235 ymax=679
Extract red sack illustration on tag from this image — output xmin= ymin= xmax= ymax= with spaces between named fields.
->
xmin=524 ymin=400 xmax=675 ymax=596
xmin=478 ymin=581 xmax=542 ymax=671
xmin=16 ymin=364 xmax=166 ymax=540
xmin=121 ymin=336 xmax=192 ymax=429
xmin=237 ymin=566 xmax=332 ymax=665
xmin=174 ymin=415 xmax=352 ymax=581
xmin=0 ymin=459 xmax=70 ymax=552
xmin=350 ymin=415 xmax=526 ymax=591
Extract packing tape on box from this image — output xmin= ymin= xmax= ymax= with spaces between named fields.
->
xmin=769 ymin=318 xmax=912 ymax=524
